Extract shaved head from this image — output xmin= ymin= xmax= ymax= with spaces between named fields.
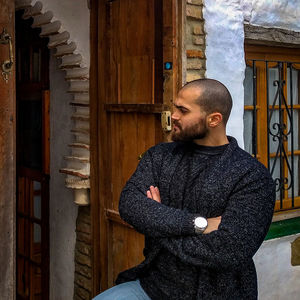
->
xmin=181 ymin=79 xmax=232 ymax=125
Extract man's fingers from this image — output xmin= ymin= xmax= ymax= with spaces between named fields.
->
xmin=155 ymin=186 xmax=160 ymax=198
xmin=150 ymin=185 xmax=161 ymax=203
xmin=146 ymin=190 xmax=152 ymax=199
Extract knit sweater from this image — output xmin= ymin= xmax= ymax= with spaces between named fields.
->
xmin=116 ymin=137 xmax=276 ymax=299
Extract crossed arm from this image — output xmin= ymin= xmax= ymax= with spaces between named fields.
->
xmin=146 ymin=185 xmax=221 ymax=234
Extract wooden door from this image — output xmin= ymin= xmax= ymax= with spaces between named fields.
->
xmin=0 ymin=0 xmax=15 ymax=298
xmin=90 ymin=0 xmax=180 ymax=294
xmin=15 ymin=10 xmax=50 ymax=300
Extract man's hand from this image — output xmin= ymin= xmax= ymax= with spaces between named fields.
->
xmin=146 ymin=185 xmax=161 ymax=203
xmin=147 ymin=186 xmax=221 ymax=234
xmin=204 ymin=216 xmax=222 ymax=234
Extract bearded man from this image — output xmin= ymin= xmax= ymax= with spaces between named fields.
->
xmin=93 ymin=79 xmax=275 ymax=300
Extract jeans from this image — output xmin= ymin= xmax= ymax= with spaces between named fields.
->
xmin=92 ymin=280 xmax=152 ymax=300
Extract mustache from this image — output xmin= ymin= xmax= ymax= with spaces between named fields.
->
xmin=172 ymin=120 xmax=181 ymax=129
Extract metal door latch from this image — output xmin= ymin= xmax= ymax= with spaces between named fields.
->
xmin=0 ymin=28 xmax=14 ymax=83
xmin=161 ymin=111 xmax=172 ymax=132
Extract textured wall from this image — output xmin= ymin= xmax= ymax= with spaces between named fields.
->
xmin=74 ymin=206 xmax=92 ymax=300
xmin=203 ymin=0 xmax=245 ymax=147
xmin=49 ymin=52 xmax=78 ymax=300
xmin=185 ymin=0 xmax=206 ymax=82
xmin=203 ymin=0 xmax=300 ymax=147
xmin=254 ymin=234 xmax=300 ymax=300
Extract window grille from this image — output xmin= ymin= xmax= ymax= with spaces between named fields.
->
xmin=244 ymin=59 xmax=300 ymax=211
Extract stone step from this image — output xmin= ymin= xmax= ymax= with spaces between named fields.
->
xmin=40 ymin=20 xmax=61 ymax=37
xmin=71 ymin=114 xmax=90 ymax=122
xmin=59 ymin=54 xmax=82 ymax=69
xmin=68 ymin=80 xmax=89 ymax=93
xmin=22 ymin=1 xmax=43 ymax=19
xmin=54 ymin=42 xmax=77 ymax=57
xmin=65 ymin=177 xmax=90 ymax=189
xmin=48 ymin=31 xmax=70 ymax=48
xmin=69 ymin=143 xmax=90 ymax=150
xmin=71 ymin=128 xmax=90 ymax=135
xmin=70 ymin=102 xmax=89 ymax=107
xmin=64 ymin=156 xmax=90 ymax=163
xmin=65 ymin=67 xmax=89 ymax=80
xmin=32 ymin=11 xmax=53 ymax=28
xmin=73 ymin=93 xmax=89 ymax=102
xmin=59 ymin=168 xmax=89 ymax=179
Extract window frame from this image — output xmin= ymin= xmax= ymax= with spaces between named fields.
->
xmin=245 ymin=44 xmax=300 ymax=214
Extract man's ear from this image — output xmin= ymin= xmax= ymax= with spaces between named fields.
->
xmin=207 ymin=112 xmax=223 ymax=128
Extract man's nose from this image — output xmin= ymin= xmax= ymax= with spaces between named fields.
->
xmin=171 ymin=111 xmax=179 ymax=121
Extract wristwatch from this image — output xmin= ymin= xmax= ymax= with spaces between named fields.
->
xmin=194 ymin=216 xmax=208 ymax=234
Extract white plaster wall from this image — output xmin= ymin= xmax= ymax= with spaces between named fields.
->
xmin=254 ymin=234 xmax=300 ymax=300
xmin=203 ymin=0 xmax=300 ymax=298
xmin=49 ymin=53 xmax=78 ymax=300
xmin=203 ymin=0 xmax=246 ymax=147
xmin=203 ymin=0 xmax=300 ymax=148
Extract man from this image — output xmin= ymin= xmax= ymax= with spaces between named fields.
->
xmin=94 ymin=79 xmax=275 ymax=299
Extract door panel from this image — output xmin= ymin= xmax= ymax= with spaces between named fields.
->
xmin=16 ymin=10 xmax=50 ymax=299
xmin=101 ymin=0 xmax=164 ymax=289
xmin=17 ymin=168 xmax=48 ymax=299
xmin=109 ymin=0 xmax=157 ymax=105
xmin=91 ymin=0 xmax=179 ymax=293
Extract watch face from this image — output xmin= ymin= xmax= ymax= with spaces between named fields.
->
xmin=195 ymin=217 xmax=208 ymax=229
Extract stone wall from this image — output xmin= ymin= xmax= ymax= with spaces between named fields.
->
xmin=74 ymin=206 xmax=92 ymax=300
xmin=185 ymin=0 xmax=206 ymax=82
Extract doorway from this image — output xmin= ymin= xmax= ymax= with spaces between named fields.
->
xmin=15 ymin=10 xmax=50 ymax=299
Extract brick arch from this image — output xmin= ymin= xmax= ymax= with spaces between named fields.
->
xmin=15 ymin=0 xmax=90 ymax=205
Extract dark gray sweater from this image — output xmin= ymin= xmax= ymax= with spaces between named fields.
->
xmin=116 ymin=137 xmax=276 ymax=299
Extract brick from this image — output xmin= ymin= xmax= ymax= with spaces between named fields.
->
xmin=76 ymin=221 xmax=91 ymax=234
xmin=193 ymin=24 xmax=204 ymax=35
xmin=291 ymin=236 xmax=300 ymax=266
xmin=187 ymin=0 xmax=203 ymax=5
xmin=192 ymin=36 xmax=204 ymax=45
xmin=77 ymin=207 xmax=91 ymax=225
xmin=186 ymin=4 xmax=203 ymax=20
xmin=74 ymin=294 xmax=84 ymax=300
xmin=186 ymin=70 xmax=206 ymax=82
xmin=75 ymin=273 xmax=92 ymax=291
xmin=76 ymin=241 xmax=91 ymax=256
xmin=186 ymin=49 xmax=205 ymax=58
xmin=75 ymin=262 xmax=92 ymax=278
xmin=75 ymin=250 xmax=92 ymax=267
xmin=74 ymin=284 xmax=91 ymax=300
xmin=76 ymin=231 xmax=91 ymax=244
xmin=186 ymin=71 xmax=201 ymax=82
xmin=187 ymin=58 xmax=204 ymax=70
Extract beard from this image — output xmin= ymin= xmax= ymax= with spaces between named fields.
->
xmin=171 ymin=119 xmax=208 ymax=142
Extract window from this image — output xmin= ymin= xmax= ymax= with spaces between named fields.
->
xmin=244 ymin=45 xmax=300 ymax=212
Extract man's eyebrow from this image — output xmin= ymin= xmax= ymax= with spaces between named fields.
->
xmin=174 ymin=104 xmax=189 ymax=110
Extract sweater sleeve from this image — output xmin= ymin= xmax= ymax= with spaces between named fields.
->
xmin=157 ymin=168 xmax=276 ymax=270
xmin=118 ymin=146 xmax=196 ymax=238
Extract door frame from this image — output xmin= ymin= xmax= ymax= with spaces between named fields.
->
xmin=90 ymin=0 xmax=183 ymax=296
xmin=0 ymin=0 xmax=16 ymax=298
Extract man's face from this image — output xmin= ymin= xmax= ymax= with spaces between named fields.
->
xmin=171 ymin=87 xmax=208 ymax=142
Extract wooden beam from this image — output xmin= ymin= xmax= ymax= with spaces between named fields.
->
xmin=104 ymin=103 xmax=169 ymax=114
